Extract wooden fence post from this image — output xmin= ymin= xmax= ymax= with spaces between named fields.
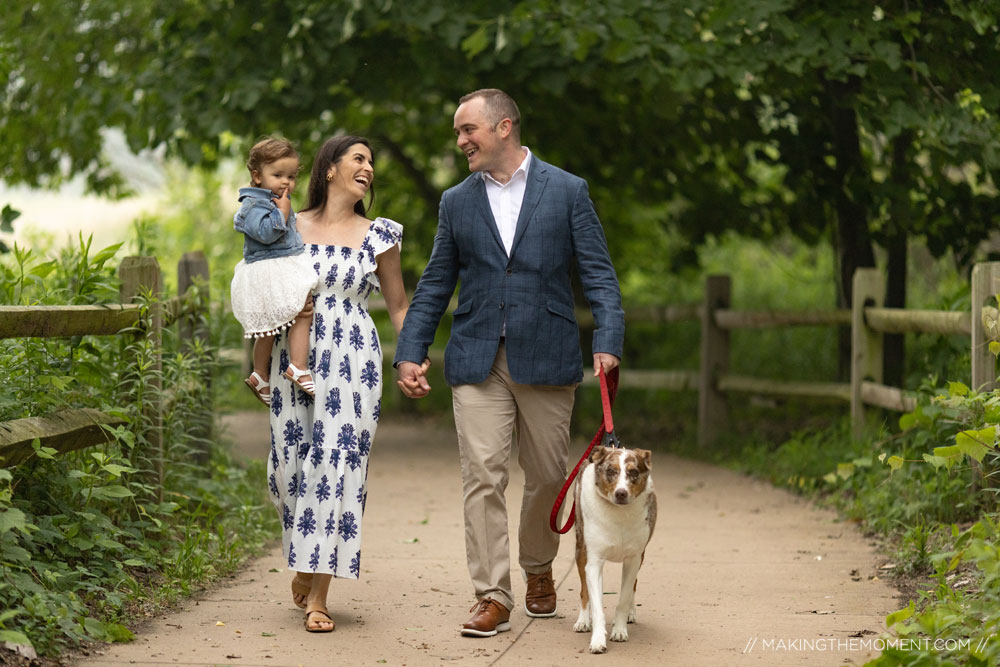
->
xmin=177 ymin=251 xmax=210 ymax=346
xmin=971 ymin=261 xmax=1000 ymax=392
xmin=119 ymin=256 xmax=164 ymax=500
xmin=851 ymin=268 xmax=884 ymax=439
xmin=178 ymin=251 xmax=213 ymax=462
xmin=698 ymin=275 xmax=730 ymax=447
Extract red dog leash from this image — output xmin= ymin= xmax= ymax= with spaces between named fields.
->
xmin=549 ymin=365 xmax=620 ymax=534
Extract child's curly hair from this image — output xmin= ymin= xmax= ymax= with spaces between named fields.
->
xmin=246 ymin=136 xmax=298 ymax=179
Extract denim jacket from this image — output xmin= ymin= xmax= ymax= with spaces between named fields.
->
xmin=233 ymin=186 xmax=305 ymax=263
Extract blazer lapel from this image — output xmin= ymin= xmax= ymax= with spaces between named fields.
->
xmin=470 ymin=176 xmax=506 ymax=254
xmin=508 ymin=159 xmax=548 ymax=258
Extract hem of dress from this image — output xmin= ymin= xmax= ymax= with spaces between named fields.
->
xmin=243 ymin=317 xmax=298 ymax=339
xmin=286 ymin=566 xmax=360 ymax=580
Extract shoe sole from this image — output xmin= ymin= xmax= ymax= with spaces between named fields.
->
xmin=244 ymin=378 xmax=270 ymax=406
xmin=460 ymin=621 xmax=511 ymax=637
xmin=524 ymin=606 xmax=557 ymax=618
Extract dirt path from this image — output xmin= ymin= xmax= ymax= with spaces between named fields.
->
xmin=74 ymin=411 xmax=899 ymax=666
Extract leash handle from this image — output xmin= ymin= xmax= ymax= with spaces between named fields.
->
xmin=599 ymin=365 xmax=615 ymax=436
xmin=598 ymin=365 xmax=621 ymax=448
xmin=549 ymin=365 xmax=619 ymax=534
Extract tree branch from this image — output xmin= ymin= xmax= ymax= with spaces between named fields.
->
xmin=375 ymin=134 xmax=443 ymax=213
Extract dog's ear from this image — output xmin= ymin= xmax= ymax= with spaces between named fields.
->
xmin=589 ymin=447 xmax=609 ymax=464
xmin=634 ymin=449 xmax=652 ymax=469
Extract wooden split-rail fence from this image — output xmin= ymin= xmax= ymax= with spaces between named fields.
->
xmin=585 ymin=262 xmax=1000 ymax=446
xmin=379 ymin=261 xmax=1000 ymax=445
xmin=4 ymin=254 xmax=999 ymax=467
xmin=0 ymin=253 xmax=210 ymax=496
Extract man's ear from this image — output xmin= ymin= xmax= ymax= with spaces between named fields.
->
xmin=497 ymin=118 xmax=513 ymax=140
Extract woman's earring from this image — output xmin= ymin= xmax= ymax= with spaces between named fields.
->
xmin=326 ymin=172 xmax=333 ymax=182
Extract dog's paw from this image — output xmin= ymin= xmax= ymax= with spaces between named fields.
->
xmin=589 ymin=640 xmax=608 ymax=654
xmin=610 ymin=625 xmax=629 ymax=642
xmin=589 ymin=628 xmax=608 ymax=653
xmin=627 ymin=607 xmax=638 ymax=624
xmin=573 ymin=620 xmax=592 ymax=633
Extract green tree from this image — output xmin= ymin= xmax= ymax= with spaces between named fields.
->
xmin=5 ymin=1 xmax=1000 ymax=378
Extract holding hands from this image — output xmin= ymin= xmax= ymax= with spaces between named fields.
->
xmin=397 ymin=358 xmax=433 ymax=398
xmin=398 ymin=353 xmax=617 ymax=399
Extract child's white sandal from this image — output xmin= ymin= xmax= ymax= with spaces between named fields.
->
xmin=244 ymin=371 xmax=271 ymax=406
xmin=284 ymin=363 xmax=316 ymax=397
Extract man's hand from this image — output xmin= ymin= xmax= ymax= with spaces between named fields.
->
xmin=397 ymin=360 xmax=431 ymax=398
xmin=273 ymin=188 xmax=292 ymax=220
xmin=593 ymin=352 xmax=620 ymax=376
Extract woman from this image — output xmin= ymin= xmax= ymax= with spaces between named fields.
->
xmin=266 ymin=135 xmax=425 ymax=632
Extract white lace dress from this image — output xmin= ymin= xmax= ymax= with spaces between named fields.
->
xmin=266 ymin=217 xmax=402 ymax=578
xmin=231 ymin=251 xmax=318 ymax=338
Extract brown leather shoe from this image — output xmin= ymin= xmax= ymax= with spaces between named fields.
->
xmin=460 ymin=598 xmax=511 ymax=637
xmin=524 ymin=569 xmax=557 ymax=618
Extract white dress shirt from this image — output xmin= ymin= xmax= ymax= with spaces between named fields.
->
xmin=483 ymin=147 xmax=531 ymax=257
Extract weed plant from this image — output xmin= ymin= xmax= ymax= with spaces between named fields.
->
xmin=0 ymin=236 xmax=277 ymax=659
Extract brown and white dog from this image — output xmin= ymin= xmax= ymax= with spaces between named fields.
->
xmin=572 ymin=446 xmax=657 ymax=654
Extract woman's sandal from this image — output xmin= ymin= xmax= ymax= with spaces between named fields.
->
xmin=304 ymin=608 xmax=335 ymax=633
xmin=284 ymin=363 xmax=315 ymax=397
xmin=244 ymin=371 xmax=271 ymax=406
xmin=291 ymin=576 xmax=310 ymax=609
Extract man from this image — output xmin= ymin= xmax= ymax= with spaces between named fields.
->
xmin=395 ymin=88 xmax=624 ymax=637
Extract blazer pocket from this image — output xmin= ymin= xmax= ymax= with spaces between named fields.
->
xmin=546 ymin=300 xmax=576 ymax=323
xmin=453 ymin=299 xmax=474 ymax=316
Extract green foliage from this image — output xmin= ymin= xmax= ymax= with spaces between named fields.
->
xmin=129 ymin=162 xmax=244 ymax=297
xmin=881 ymin=381 xmax=1000 ymax=478
xmin=0 ymin=235 xmax=123 ymax=421
xmin=0 ymin=204 xmax=18 ymax=253
xmin=6 ymin=0 xmax=1000 ymax=305
xmin=705 ymin=233 xmax=841 ymax=382
xmin=618 ymin=231 xmax=840 ymax=382
xmin=0 ymin=238 xmax=276 ymax=658
xmin=866 ymin=517 xmax=1000 ymax=666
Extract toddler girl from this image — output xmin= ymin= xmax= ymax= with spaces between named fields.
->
xmin=230 ymin=137 xmax=317 ymax=404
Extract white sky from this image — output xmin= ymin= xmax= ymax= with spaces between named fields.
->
xmin=0 ymin=130 xmax=165 ymax=250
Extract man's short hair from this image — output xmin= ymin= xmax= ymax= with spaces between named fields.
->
xmin=460 ymin=88 xmax=521 ymax=141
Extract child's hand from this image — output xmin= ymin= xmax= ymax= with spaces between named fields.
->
xmin=297 ymin=299 xmax=313 ymax=319
xmin=273 ymin=188 xmax=292 ymax=220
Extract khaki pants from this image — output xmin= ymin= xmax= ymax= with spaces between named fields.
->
xmin=451 ymin=343 xmax=576 ymax=611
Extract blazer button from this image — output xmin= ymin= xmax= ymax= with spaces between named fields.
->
xmin=505 ymin=268 xmax=512 ymax=275
xmin=499 ymin=301 xmax=505 ymax=309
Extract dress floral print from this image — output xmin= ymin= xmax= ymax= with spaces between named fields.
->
xmin=267 ymin=217 xmax=402 ymax=578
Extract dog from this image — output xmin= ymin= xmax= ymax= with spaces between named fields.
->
xmin=572 ymin=445 xmax=657 ymax=654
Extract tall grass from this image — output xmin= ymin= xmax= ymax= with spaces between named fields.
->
xmin=0 ymin=231 xmax=276 ymax=659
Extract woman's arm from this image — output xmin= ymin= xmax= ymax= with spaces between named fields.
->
xmin=374 ymin=244 xmax=409 ymax=336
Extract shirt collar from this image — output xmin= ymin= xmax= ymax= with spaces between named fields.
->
xmin=482 ymin=147 xmax=532 ymax=187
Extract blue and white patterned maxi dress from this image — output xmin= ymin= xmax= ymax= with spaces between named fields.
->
xmin=266 ymin=217 xmax=402 ymax=578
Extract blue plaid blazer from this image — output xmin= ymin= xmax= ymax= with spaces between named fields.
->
xmin=394 ymin=157 xmax=624 ymax=387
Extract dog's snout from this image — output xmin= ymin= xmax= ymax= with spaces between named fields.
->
xmin=614 ymin=488 xmax=629 ymax=503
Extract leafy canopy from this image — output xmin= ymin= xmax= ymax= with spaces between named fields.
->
xmin=4 ymin=1 xmax=1000 ymax=285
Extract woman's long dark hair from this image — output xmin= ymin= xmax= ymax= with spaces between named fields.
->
xmin=303 ymin=135 xmax=375 ymax=216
